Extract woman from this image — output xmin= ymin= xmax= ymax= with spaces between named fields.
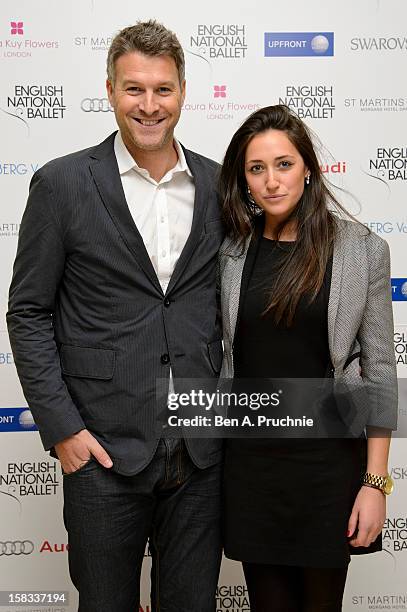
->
xmin=218 ymin=105 xmax=397 ymax=611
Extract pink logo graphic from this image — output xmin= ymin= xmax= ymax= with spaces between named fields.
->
xmin=10 ymin=21 xmax=24 ymax=35
xmin=214 ymin=85 xmax=227 ymax=98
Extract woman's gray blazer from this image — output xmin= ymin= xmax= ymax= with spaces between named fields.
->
xmin=219 ymin=218 xmax=398 ymax=435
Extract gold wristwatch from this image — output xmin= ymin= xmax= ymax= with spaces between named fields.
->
xmin=363 ymin=472 xmax=394 ymax=496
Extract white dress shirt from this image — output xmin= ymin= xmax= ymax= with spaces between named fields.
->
xmin=114 ymin=131 xmax=195 ymax=294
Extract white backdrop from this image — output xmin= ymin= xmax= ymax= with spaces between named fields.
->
xmin=1 ymin=1 xmax=406 ymax=610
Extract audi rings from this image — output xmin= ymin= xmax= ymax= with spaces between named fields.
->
xmin=80 ymin=98 xmax=113 ymax=112
xmin=0 ymin=540 xmax=34 ymax=555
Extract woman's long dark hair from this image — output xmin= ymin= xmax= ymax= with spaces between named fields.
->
xmin=219 ymin=104 xmax=355 ymax=326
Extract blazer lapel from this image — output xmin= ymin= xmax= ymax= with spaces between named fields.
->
xmin=328 ymin=221 xmax=369 ymax=369
xmin=89 ymin=133 xmax=163 ymax=295
xmin=224 ymin=237 xmax=252 ymax=344
xmin=166 ymin=147 xmax=211 ymax=294
xmin=327 ymin=221 xmax=346 ymax=367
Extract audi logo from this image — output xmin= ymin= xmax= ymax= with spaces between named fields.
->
xmin=81 ymin=98 xmax=113 ymax=112
xmin=0 ymin=540 xmax=34 ymax=555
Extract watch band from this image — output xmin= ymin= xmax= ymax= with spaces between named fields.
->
xmin=363 ymin=472 xmax=393 ymax=496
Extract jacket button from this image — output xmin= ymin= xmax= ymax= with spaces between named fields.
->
xmin=163 ymin=298 xmax=170 ymax=307
xmin=161 ymin=354 xmax=170 ymax=364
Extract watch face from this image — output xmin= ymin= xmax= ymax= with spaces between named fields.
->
xmin=384 ymin=476 xmax=394 ymax=495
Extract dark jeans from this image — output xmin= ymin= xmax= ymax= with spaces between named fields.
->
xmin=63 ymin=439 xmax=222 ymax=612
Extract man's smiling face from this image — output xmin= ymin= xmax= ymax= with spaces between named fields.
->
xmin=106 ymin=51 xmax=185 ymax=156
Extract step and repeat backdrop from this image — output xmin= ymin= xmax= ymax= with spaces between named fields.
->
xmin=1 ymin=0 xmax=406 ymax=610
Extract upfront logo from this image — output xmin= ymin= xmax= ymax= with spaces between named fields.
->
xmin=391 ymin=279 xmax=407 ymax=302
xmin=351 ymin=36 xmax=407 ymax=50
xmin=0 ymin=408 xmax=37 ymax=432
xmin=265 ymin=32 xmax=334 ymax=57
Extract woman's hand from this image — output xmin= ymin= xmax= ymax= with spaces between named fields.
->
xmin=347 ymin=486 xmax=386 ymax=547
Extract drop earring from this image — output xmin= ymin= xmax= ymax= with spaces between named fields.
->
xmin=247 ymin=186 xmax=255 ymax=203
xmin=246 ymin=186 xmax=263 ymax=215
xmin=305 ymin=174 xmax=311 ymax=185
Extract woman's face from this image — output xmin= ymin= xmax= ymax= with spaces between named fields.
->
xmin=245 ymin=129 xmax=309 ymax=227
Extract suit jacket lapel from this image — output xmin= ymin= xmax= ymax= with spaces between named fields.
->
xmin=89 ymin=132 xmax=163 ymax=295
xmin=166 ymin=147 xmax=211 ymax=294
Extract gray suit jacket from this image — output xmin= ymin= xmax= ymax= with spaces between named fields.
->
xmin=7 ymin=132 xmax=224 ymax=474
xmin=219 ymin=218 xmax=397 ymax=434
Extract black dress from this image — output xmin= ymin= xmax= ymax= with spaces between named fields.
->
xmin=223 ymin=232 xmax=380 ymax=568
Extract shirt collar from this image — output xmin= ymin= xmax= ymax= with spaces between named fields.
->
xmin=114 ymin=131 xmax=192 ymax=180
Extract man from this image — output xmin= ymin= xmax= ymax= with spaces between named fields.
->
xmin=7 ymin=20 xmax=224 ymax=612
